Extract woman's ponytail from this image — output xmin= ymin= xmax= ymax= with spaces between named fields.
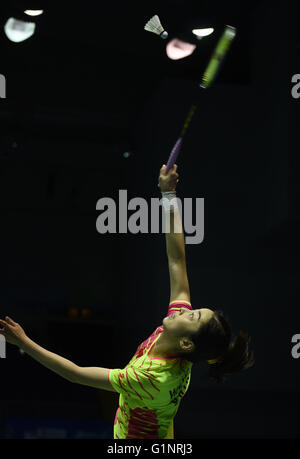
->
xmin=208 ymin=330 xmax=255 ymax=383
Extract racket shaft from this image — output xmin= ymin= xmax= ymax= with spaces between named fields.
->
xmin=180 ymin=105 xmax=197 ymax=137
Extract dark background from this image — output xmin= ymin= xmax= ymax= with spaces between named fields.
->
xmin=0 ymin=0 xmax=298 ymax=439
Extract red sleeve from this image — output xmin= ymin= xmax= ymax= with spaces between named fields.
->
xmin=167 ymin=299 xmax=192 ymax=317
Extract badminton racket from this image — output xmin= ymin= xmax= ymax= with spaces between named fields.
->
xmin=165 ymin=25 xmax=236 ymax=173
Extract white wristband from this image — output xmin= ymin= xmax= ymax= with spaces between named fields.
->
xmin=161 ymin=191 xmax=178 ymax=211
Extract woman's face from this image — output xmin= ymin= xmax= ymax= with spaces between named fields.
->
xmin=163 ymin=308 xmax=215 ymax=338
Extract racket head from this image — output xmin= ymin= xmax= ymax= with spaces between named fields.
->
xmin=200 ymin=25 xmax=237 ymax=89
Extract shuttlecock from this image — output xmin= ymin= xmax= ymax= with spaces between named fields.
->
xmin=144 ymin=15 xmax=168 ymax=39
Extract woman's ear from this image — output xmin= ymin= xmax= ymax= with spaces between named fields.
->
xmin=179 ymin=338 xmax=194 ymax=352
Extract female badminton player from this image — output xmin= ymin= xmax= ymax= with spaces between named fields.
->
xmin=0 ymin=164 xmax=254 ymax=439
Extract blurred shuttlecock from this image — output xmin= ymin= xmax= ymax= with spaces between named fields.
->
xmin=144 ymin=15 xmax=168 ymax=39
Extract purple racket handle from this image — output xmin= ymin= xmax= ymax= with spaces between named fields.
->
xmin=165 ymin=137 xmax=182 ymax=174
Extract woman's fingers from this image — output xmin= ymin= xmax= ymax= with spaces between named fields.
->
xmin=160 ymin=164 xmax=178 ymax=174
xmin=5 ymin=317 xmax=15 ymax=325
xmin=0 ymin=318 xmax=13 ymax=328
xmin=0 ymin=319 xmax=8 ymax=333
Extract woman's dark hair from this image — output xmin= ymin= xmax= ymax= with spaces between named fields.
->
xmin=185 ymin=310 xmax=254 ymax=383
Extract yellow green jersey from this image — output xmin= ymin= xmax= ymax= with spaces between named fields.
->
xmin=108 ymin=299 xmax=193 ymax=439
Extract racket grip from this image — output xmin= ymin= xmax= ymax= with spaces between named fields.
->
xmin=165 ymin=137 xmax=182 ymax=174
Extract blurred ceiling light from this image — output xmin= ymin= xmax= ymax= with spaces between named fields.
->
xmin=192 ymin=27 xmax=214 ymax=38
xmin=24 ymin=9 xmax=44 ymax=16
xmin=4 ymin=17 xmax=36 ymax=42
xmin=166 ymin=38 xmax=196 ymax=60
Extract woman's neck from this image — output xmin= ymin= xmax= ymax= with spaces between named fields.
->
xmin=149 ymin=330 xmax=178 ymax=358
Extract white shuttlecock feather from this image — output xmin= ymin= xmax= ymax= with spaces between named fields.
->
xmin=144 ymin=15 xmax=168 ymax=39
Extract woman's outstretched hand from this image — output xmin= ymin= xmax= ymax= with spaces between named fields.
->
xmin=158 ymin=164 xmax=179 ymax=192
xmin=0 ymin=317 xmax=26 ymax=346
